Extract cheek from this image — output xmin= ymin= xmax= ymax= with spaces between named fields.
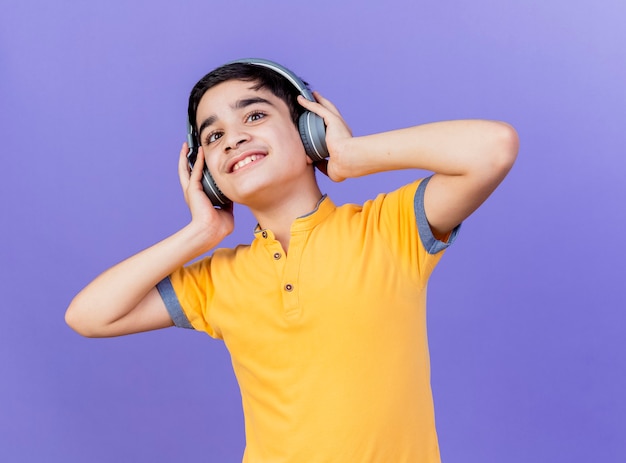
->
xmin=282 ymin=126 xmax=307 ymax=157
xmin=203 ymin=151 xmax=221 ymax=175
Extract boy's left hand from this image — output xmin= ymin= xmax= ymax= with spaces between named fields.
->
xmin=297 ymin=92 xmax=353 ymax=182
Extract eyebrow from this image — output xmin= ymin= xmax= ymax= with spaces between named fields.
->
xmin=197 ymin=96 xmax=274 ymax=141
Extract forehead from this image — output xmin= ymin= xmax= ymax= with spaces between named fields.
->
xmin=196 ymin=79 xmax=281 ymax=117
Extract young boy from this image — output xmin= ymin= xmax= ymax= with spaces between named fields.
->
xmin=66 ymin=59 xmax=518 ymax=462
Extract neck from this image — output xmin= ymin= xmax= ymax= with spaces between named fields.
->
xmin=250 ymin=186 xmax=323 ymax=253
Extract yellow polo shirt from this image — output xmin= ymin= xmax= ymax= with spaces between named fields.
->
xmin=158 ymin=177 xmax=459 ymax=463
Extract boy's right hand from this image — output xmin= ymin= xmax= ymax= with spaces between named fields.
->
xmin=178 ymin=142 xmax=234 ymax=251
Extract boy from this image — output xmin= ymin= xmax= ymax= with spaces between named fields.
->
xmin=66 ymin=59 xmax=518 ymax=462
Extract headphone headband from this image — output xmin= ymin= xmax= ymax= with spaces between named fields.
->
xmin=227 ymin=58 xmax=315 ymax=101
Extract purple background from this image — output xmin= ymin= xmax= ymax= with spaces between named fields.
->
xmin=1 ymin=0 xmax=624 ymax=461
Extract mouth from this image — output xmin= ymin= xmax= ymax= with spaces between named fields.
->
xmin=229 ymin=152 xmax=267 ymax=173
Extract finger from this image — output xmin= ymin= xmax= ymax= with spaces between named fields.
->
xmin=190 ymin=146 xmax=205 ymax=183
xmin=312 ymin=91 xmax=342 ymax=117
xmin=300 ymin=94 xmax=353 ymax=138
xmin=298 ymin=94 xmax=328 ymax=114
xmin=298 ymin=95 xmax=338 ymax=124
xmin=178 ymin=142 xmax=191 ymax=187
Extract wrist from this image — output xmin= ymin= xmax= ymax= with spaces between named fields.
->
xmin=334 ymin=136 xmax=385 ymax=179
xmin=328 ymin=137 xmax=362 ymax=180
xmin=179 ymin=222 xmax=223 ymax=256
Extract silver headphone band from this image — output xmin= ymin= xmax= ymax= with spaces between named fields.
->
xmin=230 ymin=58 xmax=315 ymax=101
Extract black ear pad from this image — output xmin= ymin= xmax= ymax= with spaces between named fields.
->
xmin=200 ymin=166 xmax=230 ymax=207
xmin=299 ymin=111 xmax=329 ymax=162
xmin=186 ymin=121 xmax=231 ymax=207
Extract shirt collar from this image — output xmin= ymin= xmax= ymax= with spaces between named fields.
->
xmin=253 ymin=194 xmax=336 ymax=240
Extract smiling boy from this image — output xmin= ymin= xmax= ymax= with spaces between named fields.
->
xmin=66 ymin=59 xmax=518 ymax=462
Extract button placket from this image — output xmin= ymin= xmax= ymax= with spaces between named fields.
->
xmin=281 ymin=232 xmax=306 ymax=319
xmin=266 ymin=241 xmax=286 ymax=284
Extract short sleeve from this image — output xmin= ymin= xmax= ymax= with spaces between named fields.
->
xmin=415 ymin=175 xmax=461 ymax=254
xmin=374 ymin=177 xmax=460 ymax=283
xmin=156 ymin=257 xmax=219 ymax=337
xmin=156 ymin=277 xmax=193 ymax=329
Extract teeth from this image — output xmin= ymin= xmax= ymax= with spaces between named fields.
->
xmin=233 ymin=154 xmax=262 ymax=171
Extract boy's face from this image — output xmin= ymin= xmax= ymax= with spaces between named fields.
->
xmin=195 ymin=79 xmax=312 ymax=207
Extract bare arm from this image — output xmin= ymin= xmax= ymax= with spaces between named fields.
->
xmin=65 ymin=144 xmax=234 ymax=337
xmin=299 ymin=94 xmax=519 ymax=236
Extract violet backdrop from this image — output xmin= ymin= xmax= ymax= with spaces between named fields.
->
xmin=1 ymin=0 xmax=624 ymax=461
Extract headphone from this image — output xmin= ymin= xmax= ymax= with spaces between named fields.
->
xmin=186 ymin=58 xmax=329 ymax=207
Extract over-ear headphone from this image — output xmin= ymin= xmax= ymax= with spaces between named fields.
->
xmin=186 ymin=58 xmax=328 ymax=207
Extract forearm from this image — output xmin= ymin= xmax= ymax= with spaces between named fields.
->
xmin=65 ymin=224 xmax=217 ymax=337
xmin=335 ymin=119 xmax=517 ymax=234
xmin=333 ymin=119 xmax=518 ymax=180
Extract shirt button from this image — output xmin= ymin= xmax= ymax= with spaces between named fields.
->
xmin=273 ymin=252 xmax=282 ymax=260
xmin=284 ymin=283 xmax=293 ymax=292
xmin=262 ymin=231 xmax=268 ymax=239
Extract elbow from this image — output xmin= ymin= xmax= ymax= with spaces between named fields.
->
xmin=477 ymin=121 xmax=519 ymax=181
xmin=65 ymin=298 xmax=101 ymax=338
xmin=491 ymin=121 xmax=519 ymax=174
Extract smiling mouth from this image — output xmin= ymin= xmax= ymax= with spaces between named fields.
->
xmin=231 ymin=154 xmax=265 ymax=172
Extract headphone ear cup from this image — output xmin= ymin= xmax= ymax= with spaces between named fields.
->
xmin=187 ymin=121 xmax=230 ymax=207
xmin=298 ymin=111 xmax=328 ymax=162
xmin=201 ymin=166 xmax=231 ymax=208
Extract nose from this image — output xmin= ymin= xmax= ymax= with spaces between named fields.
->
xmin=224 ymin=129 xmax=250 ymax=153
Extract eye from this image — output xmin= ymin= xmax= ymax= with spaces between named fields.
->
xmin=205 ymin=131 xmax=223 ymax=145
xmin=246 ymin=111 xmax=266 ymax=123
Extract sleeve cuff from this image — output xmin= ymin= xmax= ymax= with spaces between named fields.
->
xmin=156 ymin=277 xmax=194 ymax=329
xmin=414 ymin=175 xmax=461 ymax=255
